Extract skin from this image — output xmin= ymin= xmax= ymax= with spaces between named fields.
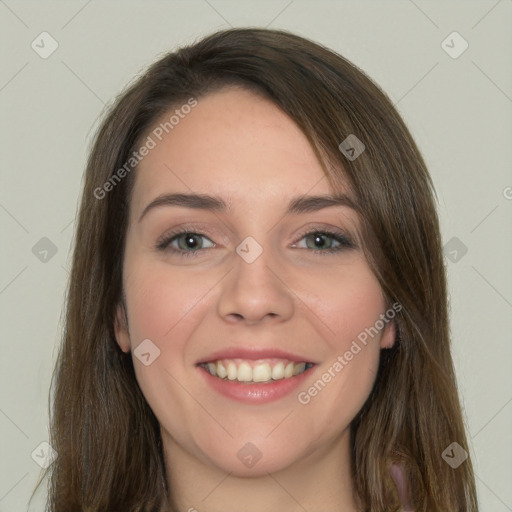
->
xmin=115 ymin=87 xmax=396 ymax=512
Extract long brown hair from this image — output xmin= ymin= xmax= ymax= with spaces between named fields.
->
xmin=38 ymin=28 xmax=478 ymax=511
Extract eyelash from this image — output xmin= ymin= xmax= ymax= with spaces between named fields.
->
xmin=156 ymin=226 xmax=356 ymax=259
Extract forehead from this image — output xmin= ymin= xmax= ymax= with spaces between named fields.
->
xmin=130 ymin=87 xmax=352 ymax=218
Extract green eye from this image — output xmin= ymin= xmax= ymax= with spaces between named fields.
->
xmin=294 ymin=230 xmax=355 ymax=254
xmin=156 ymin=231 xmax=215 ymax=257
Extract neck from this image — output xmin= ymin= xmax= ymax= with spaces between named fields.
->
xmin=162 ymin=427 xmax=361 ymax=512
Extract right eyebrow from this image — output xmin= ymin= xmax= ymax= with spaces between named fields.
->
xmin=138 ymin=193 xmax=229 ymax=223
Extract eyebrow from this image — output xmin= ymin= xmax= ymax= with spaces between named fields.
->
xmin=138 ymin=192 xmax=358 ymax=223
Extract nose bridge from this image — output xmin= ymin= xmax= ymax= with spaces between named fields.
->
xmin=217 ymin=234 xmax=295 ymax=323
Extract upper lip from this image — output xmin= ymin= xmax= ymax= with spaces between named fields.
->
xmin=196 ymin=347 xmax=317 ymax=365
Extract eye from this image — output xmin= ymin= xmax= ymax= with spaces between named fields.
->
xmin=156 ymin=227 xmax=356 ymax=258
xmin=293 ymin=229 xmax=355 ymax=254
xmin=156 ymin=230 xmax=215 ymax=257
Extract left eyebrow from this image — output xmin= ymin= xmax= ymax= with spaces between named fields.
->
xmin=287 ymin=193 xmax=359 ymax=214
xmin=138 ymin=192 xmax=358 ymax=223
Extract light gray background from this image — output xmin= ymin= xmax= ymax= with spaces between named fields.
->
xmin=1 ymin=1 xmax=511 ymax=511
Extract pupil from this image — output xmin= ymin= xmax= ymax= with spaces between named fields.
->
xmin=185 ymin=234 xmax=199 ymax=249
xmin=314 ymin=234 xmax=327 ymax=248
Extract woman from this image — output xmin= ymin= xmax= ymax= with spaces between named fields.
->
xmin=38 ymin=28 xmax=478 ymax=511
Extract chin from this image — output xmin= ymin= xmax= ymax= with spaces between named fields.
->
xmin=198 ymin=435 xmax=311 ymax=477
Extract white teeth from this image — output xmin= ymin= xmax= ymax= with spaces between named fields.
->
xmin=227 ymin=362 xmax=237 ymax=380
xmin=284 ymin=362 xmax=294 ymax=378
xmin=203 ymin=359 xmax=311 ymax=383
xmin=216 ymin=361 xmax=227 ymax=378
xmin=253 ymin=363 xmax=272 ymax=382
xmin=271 ymin=361 xmax=285 ymax=380
xmin=237 ymin=362 xmax=253 ymax=382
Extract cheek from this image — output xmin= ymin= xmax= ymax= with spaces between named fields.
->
xmin=122 ymin=263 xmax=216 ymax=438
xmin=293 ymin=264 xmax=385 ymax=417
xmin=299 ymin=261 xmax=386 ymax=352
xmin=124 ymin=262 xmax=211 ymax=344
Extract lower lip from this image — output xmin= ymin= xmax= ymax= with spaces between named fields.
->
xmin=198 ymin=365 xmax=316 ymax=404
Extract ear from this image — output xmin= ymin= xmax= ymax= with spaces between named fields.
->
xmin=114 ymin=302 xmax=131 ymax=353
xmin=379 ymin=318 xmax=397 ymax=349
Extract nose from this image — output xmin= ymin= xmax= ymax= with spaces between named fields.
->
xmin=216 ymin=243 xmax=295 ymax=325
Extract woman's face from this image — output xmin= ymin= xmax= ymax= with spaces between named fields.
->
xmin=115 ymin=87 xmax=395 ymax=477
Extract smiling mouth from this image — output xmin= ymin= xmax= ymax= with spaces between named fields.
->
xmin=198 ymin=358 xmax=315 ymax=384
